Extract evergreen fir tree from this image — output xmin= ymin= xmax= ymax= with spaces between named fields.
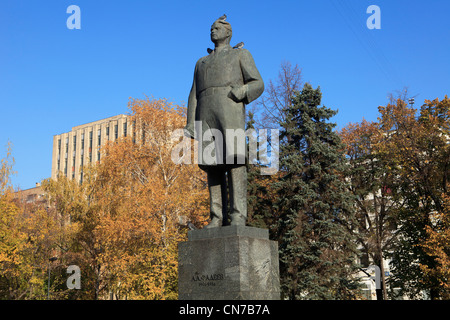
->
xmin=275 ymin=83 xmax=360 ymax=299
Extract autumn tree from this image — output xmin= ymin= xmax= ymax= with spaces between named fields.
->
xmin=0 ymin=142 xmax=24 ymax=298
xmin=380 ymin=95 xmax=450 ymax=299
xmin=92 ymin=97 xmax=208 ymax=299
xmin=41 ymin=172 xmax=102 ymax=300
xmin=1 ymin=143 xmax=68 ymax=299
xmin=419 ymin=191 xmax=450 ymax=299
xmin=42 ymin=97 xmax=208 ymax=300
xmin=0 ymin=189 xmax=34 ymax=300
xmin=339 ymin=119 xmax=406 ymax=299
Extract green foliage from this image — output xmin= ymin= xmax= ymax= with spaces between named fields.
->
xmin=274 ymin=83 xmax=360 ymax=299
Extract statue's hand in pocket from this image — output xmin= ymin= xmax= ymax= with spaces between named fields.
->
xmin=229 ymin=85 xmax=247 ymax=102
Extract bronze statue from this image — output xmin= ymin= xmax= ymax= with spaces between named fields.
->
xmin=184 ymin=16 xmax=264 ymax=228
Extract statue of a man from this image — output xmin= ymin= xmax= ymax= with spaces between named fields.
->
xmin=184 ymin=16 xmax=264 ymax=228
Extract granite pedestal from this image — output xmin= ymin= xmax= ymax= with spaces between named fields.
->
xmin=178 ymin=225 xmax=280 ymax=300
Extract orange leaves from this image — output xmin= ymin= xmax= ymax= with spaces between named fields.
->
xmin=420 ymin=96 xmax=450 ymax=128
xmin=80 ymin=97 xmax=208 ymax=299
xmin=377 ymin=99 xmax=416 ymax=131
xmin=342 ymin=95 xmax=450 ymax=298
xmin=371 ymin=97 xmax=450 ymax=182
xmin=419 ymin=192 xmax=450 ymax=296
xmin=3 ymin=97 xmax=208 ymax=299
xmin=339 ymin=118 xmax=379 ymax=160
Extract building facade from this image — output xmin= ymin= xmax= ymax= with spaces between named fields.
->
xmin=13 ymin=183 xmax=46 ymax=206
xmin=51 ymin=114 xmax=129 ymax=183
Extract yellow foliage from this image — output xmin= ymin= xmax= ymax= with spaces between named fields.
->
xmin=419 ymin=192 xmax=450 ymax=297
xmin=41 ymin=97 xmax=208 ymax=300
xmin=1 ymin=98 xmax=208 ymax=299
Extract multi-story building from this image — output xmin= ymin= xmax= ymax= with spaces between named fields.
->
xmin=13 ymin=183 xmax=46 ymax=206
xmin=51 ymin=114 xmax=129 ymax=183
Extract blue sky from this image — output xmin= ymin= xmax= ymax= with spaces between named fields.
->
xmin=1 ymin=0 xmax=449 ymax=190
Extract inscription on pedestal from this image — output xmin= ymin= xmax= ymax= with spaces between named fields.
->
xmin=192 ymin=272 xmax=224 ymax=287
xmin=178 ymin=225 xmax=280 ymax=300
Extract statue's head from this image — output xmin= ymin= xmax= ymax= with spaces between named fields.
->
xmin=210 ymin=19 xmax=232 ymax=45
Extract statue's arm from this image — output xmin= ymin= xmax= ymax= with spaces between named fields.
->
xmin=236 ymin=49 xmax=264 ymax=104
xmin=184 ymin=62 xmax=198 ymax=139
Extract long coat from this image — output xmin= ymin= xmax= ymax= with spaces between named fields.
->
xmin=185 ymin=45 xmax=264 ymax=167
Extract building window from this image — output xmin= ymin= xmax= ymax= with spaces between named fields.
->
xmin=123 ymin=122 xmax=127 ymax=137
xmin=89 ymin=131 xmax=93 ymax=149
xmin=65 ymin=137 xmax=69 ymax=159
xmin=98 ymin=129 xmax=101 ymax=145
xmin=115 ymin=124 xmax=118 ymax=140
xmin=81 ymin=133 xmax=84 ymax=167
